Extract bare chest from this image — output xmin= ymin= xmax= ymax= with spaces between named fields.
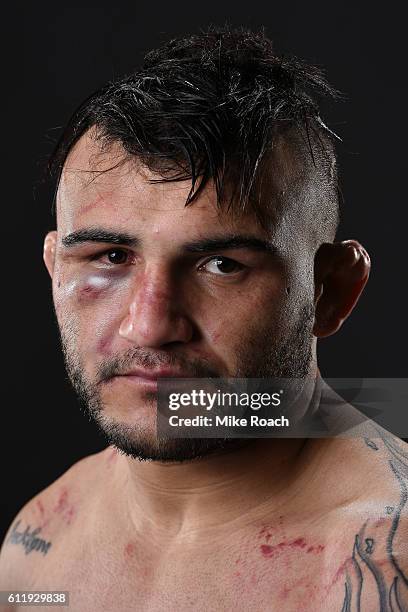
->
xmin=23 ymin=531 xmax=364 ymax=612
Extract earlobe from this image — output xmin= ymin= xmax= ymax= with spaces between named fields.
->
xmin=313 ymin=240 xmax=371 ymax=338
xmin=43 ymin=231 xmax=58 ymax=278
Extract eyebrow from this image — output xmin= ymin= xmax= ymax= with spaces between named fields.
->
xmin=183 ymin=235 xmax=277 ymax=255
xmin=61 ymin=228 xmax=277 ymax=255
xmin=61 ymin=228 xmax=139 ymax=248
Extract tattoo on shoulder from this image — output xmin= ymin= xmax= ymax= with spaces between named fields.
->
xmin=6 ymin=520 xmax=52 ymax=556
xmin=341 ymin=434 xmax=408 ymax=611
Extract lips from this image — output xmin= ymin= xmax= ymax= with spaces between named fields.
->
xmin=115 ymin=368 xmax=193 ymax=381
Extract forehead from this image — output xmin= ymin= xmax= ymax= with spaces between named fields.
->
xmin=56 ymin=130 xmax=299 ymax=240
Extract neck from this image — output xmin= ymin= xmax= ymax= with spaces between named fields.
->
xmin=112 ymin=373 xmax=326 ymax=540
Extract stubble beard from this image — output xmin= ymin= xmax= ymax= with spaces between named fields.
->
xmin=59 ymin=302 xmax=315 ymax=463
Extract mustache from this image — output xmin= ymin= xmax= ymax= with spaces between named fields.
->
xmin=96 ymin=348 xmax=220 ymax=382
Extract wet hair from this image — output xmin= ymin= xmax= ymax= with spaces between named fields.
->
xmin=49 ymin=25 xmax=341 ymax=239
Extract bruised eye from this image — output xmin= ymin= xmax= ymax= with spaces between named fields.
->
xmin=199 ymin=256 xmax=244 ymax=275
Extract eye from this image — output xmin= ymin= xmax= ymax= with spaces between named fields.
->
xmin=199 ymin=256 xmax=244 ymax=275
xmin=98 ymin=249 xmax=130 ymax=265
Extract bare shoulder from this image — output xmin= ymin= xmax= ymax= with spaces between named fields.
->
xmin=325 ymin=432 xmax=408 ymax=610
xmin=0 ymin=446 xmax=113 ymax=590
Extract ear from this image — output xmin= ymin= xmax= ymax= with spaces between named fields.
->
xmin=43 ymin=231 xmax=58 ymax=279
xmin=313 ymin=240 xmax=371 ymax=338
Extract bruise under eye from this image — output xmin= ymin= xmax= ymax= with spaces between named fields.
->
xmin=78 ymin=268 xmax=129 ymax=299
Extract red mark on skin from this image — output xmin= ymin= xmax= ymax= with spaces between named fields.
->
xmin=235 ymin=557 xmax=242 ymax=565
xmin=53 ymin=489 xmax=69 ymax=513
xmin=375 ymin=518 xmax=387 ymax=527
xmin=79 ymin=284 xmax=103 ymax=302
xmin=260 ymin=538 xmax=324 ymax=558
xmin=291 ymin=538 xmax=307 ymax=548
xmin=36 ymin=499 xmax=53 ymax=529
xmin=51 ymin=488 xmax=76 ymax=525
xmin=63 ymin=506 xmax=76 ymax=525
xmin=307 ymin=544 xmax=325 ymax=553
xmin=77 ymin=275 xmax=114 ymax=304
xmin=80 ymin=194 xmax=111 ymax=216
xmin=98 ymin=335 xmax=111 ymax=354
xmin=327 ymin=558 xmax=351 ymax=590
xmin=258 ymin=526 xmax=275 ymax=540
xmin=107 ymin=447 xmax=118 ymax=464
xmin=280 ymin=586 xmax=291 ymax=600
xmin=232 ymin=571 xmax=241 ymax=578
xmin=125 ymin=543 xmax=136 ymax=558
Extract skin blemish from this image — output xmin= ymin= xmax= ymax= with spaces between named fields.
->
xmin=258 ymin=525 xmax=275 ymax=540
xmin=63 ymin=506 xmax=76 ymax=525
xmin=280 ymin=586 xmax=291 ymax=600
xmin=80 ymin=194 xmax=108 ymax=216
xmin=107 ymin=447 xmax=118 ymax=464
xmin=327 ymin=558 xmax=351 ymax=591
xmin=36 ymin=499 xmax=51 ymax=529
xmin=36 ymin=500 xmax=45 ymax=516
xmin=260 ymin=538 xmax=323 ymax=558
xmin=124 ymin=542 xmax=136 ymax=558
xmin=53 ymin=488 xmax=69 ymax=513
xmin=291 ymin=537 xmax=307 ymax=548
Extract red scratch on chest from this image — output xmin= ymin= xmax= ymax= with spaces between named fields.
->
xmin=36 ymin=500 xmax=45 ymax=516
xmin=326 ymin=557 xmax=352 ymax=593
xmin=280 ymin=586 xmax=291 ymax=599
xmin=124 ymin=542 xmax=136 ymax=558
xmin=260 ymin=538 xmax=324 ymax=558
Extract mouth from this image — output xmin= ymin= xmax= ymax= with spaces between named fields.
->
xmin=109 ymin=368 xmax=193 ymax=390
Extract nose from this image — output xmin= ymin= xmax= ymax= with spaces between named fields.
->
xmin=118 ymin=268 xmax=194 ymax=348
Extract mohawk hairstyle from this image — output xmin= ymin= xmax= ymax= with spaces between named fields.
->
xmin=49 ymin=25 xmax=342 ymax=235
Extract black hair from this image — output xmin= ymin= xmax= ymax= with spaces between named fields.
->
xmin=49 ymin=25 xmax=341 ymax=237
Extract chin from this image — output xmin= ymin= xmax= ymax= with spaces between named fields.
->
xmin=93 ymin=409 xmax=241 ymax=463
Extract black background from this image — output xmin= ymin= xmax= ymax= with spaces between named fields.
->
xmin=1 ymin=2 xmax=407 ymax=540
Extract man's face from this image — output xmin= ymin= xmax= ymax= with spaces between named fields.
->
xmin=45 ymin=132 xmax=316 ymax=461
